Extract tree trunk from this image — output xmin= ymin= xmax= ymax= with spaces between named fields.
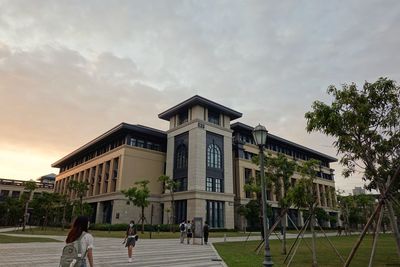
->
xmin=80 ymin=196 xmax=83 ymax=216
xmin=62 ymin=205 xmax=66 ymax=231
xmin=141 ymin=206 xmax=145 ymax=234
xmin=386 ymin=200 xmax=400 ymax=259
xmin=281 ymin=212 xmax=287 ymax=255
xmin=310 ymin=211 xmax=318 ymax=267
xmin=22 ymin=200 xmax=28 ymax=231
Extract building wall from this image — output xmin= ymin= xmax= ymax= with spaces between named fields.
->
xmin=54 ymin=145 xmax=166 ymax=224
xmin=233 ymin=142 xmax=338 ymax=229
xmin=163 ymin=113 xmax=235 ymax=228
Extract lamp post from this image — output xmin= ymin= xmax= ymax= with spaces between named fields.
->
xmin=253 ymin=124 xmax=273 ymax=267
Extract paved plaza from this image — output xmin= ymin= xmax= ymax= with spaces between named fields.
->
xmin=0 ymin=229 xmax=244 ymax=267
xmin=0 ymin=228 xmax=343 ymax=267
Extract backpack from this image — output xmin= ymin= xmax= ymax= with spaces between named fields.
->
xmin=180 ymin=223 xmax=185 ymax=231
xmin=59 ymin=233 xmax=87 ymax=267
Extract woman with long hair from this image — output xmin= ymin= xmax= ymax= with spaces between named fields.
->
xmin=123 ymin=220 xmax=137 ymax=262
xmin=66 ymin=216 xmax=94 ymax=267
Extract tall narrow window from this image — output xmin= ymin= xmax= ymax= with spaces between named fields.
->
xmin=206 ymin=200 xmax=225 ymax=228
xmin=176 ymin=144 xmax=187 ymax=169
xmin=207 ymin=143 xmax=221 ymax=169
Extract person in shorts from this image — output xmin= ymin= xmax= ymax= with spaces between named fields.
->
xmin=179 ymin=220 xmax=186 ymax=244
xmin=186 ymin=220 xmax=192 ymax=244
xmin=123 ymin=220 xmax=137 ymax=263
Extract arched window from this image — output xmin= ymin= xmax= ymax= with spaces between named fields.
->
xmin=176 ymin=144 xmax=187 ymax=169
xmin=207 ymin=143 xmax=221 ymax=169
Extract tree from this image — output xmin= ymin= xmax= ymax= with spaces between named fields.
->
xmin=123 ymin=180 xmax=150 ymax=233
xmin=337 ymin=194 xmax=354 ymax=234
xmin=158 ymin=175 xmax=180 ymax=231
xmin=266 ymin=153 xmax=297 ymax=255
xmin=22 ymin=180 xmax=37 ymax=231
xmin=68 ymin=180 xmax=89 ymax=216
xmin=289 ymin=159 xmax=320 ymax=267
xmin=305 ymin=77 xmax=400 ymax=259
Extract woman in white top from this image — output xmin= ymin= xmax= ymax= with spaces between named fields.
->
xmin=66 ymin=216 xmax=94 ymax=267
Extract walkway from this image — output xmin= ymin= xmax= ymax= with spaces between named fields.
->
xmin=0 ymin=233 xmax=225 ymax=267
xmin=0 ymin=228 xmax=345 ymax=267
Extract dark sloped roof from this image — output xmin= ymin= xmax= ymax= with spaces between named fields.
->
xmin=51 ymin=123 xmax=166 ymax=168
xmin=231 ymin=122 xmax=337 ymax=162
xmin=158 ymin=95 xmax=242 ymax=121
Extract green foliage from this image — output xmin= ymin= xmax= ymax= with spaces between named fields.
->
xmin=23 ymin=180 xmax=38 ymax=193
xmin=1 ymin=197 xmax=24 ymax=226
xmin=266 ymin=153 xmax=297 ymax=209
xmin=289 ymin=159 xmax=320 ymax=209
xmin=123 ymin=180 xmax=150 ymax=233
xmin=238 ymin=200 xmax=261 ymax=229
xmin=158 ymin=175 xmax=179 ymax=193
xmin=122 ymin=180 xmax=150 ymax=209
xmin=305 ymin=77 xmax=400 ymax=191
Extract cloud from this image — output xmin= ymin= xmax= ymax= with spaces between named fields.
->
xmin=0 ymin=0 xmax=399 ymax=191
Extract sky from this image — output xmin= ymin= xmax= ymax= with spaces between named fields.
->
xmin=0 ymin=0 xmax=399 ymax=194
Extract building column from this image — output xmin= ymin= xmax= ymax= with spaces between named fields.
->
xmin=299 ymin=210 xmax=304 ymax=227
xmin=95 ymin=202 xmax=103 ymax=224
xmin=321 ymin=185 xmax=327 ymax=207
xmin=316 ymin=184 xmax=321 ymax=207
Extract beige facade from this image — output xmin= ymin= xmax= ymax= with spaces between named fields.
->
xmin=52 ymin=96 xmax=337 ymax=229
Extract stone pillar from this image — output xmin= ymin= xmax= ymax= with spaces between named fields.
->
xmin=316 ymin=183 xmax=321 ymax=207
xmin=95 ymin=202 xmax=103 ymax=224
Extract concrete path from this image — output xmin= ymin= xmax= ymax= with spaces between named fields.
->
xmin=0 ymin=229 xmax=345 ymax=267
xmin=0 ymin=235 xmax=225 ymax=267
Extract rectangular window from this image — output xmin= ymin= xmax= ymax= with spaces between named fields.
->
xmin=175 ymin=178 xmax=188 ymax=192
xmin=206 ymin=177 xmax=224 ymax=193
xmin=178 ymin=112 xmax=188 ymax=125
xmin=130 ymin=138 xmax=136 ymax=146
xmin=175 ymin=200 xmax=187 ymax=224
xmin=206 ymin=200 xmax=225 ymax=228
xmin=244 ymin=168 xmax=252 ymax=198
xmin=206 ymin=177 xmax=213 ymax=191
xmin=137 ymin=139 xmax=145 ymax=148
xmin=208 ymin=110 xmax=220 ymax=125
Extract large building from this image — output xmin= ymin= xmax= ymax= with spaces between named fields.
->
xmin=52 ymin=96 xmax=338 ymax=229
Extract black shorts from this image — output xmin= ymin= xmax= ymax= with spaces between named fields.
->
xmin=187 ymin=232 xmax=192 ymax=238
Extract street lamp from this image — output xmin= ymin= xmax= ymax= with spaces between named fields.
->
xmin=252 ymin=124 xmax=273 ymax=267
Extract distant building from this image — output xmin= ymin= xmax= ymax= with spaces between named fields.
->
xmin=353 ymin=186 xmax=366 ymax=195
xmin=52 ymin=95 xmax=338 ymax=228
xmin=0 ymin=176 xmax=55 ymax=201
xmin=36 ymin=173 xmax=56 ymax=184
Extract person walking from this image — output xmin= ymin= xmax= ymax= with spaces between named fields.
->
xmin=203 ymin=221 xmax=209 ymax=245
xmin=186 ymin=220 xmax=192 ymax=244
xmin=65 ymin=216 xmax=94 ymax=267
xmin=179 ymin=220 xmax=186 ymax=244
xmin=123 ymin=220 xmax=137 ymax=263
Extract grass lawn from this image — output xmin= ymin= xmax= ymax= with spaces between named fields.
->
xmin=5 ymin=227 xmax=259 ymax=239
xmin=214 ymin=234 xmax=400 ymax=267
xmin=0 ymin=234 xmax=60 ymax=243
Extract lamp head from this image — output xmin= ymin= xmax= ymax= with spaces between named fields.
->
xmin=252 ymin=124 xmax=268 ymax=147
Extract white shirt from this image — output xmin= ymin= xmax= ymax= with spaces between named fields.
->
xmin=80 ymin=232 xmax=94 ymax=255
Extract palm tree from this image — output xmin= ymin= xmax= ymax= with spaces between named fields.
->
xmin=22 ymin=180 xmax=37 ymax=231
xmin=123 ymin=180 xmax=150 ymax=233
xmin=158 ymin=175 xmax=180 ymax=231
